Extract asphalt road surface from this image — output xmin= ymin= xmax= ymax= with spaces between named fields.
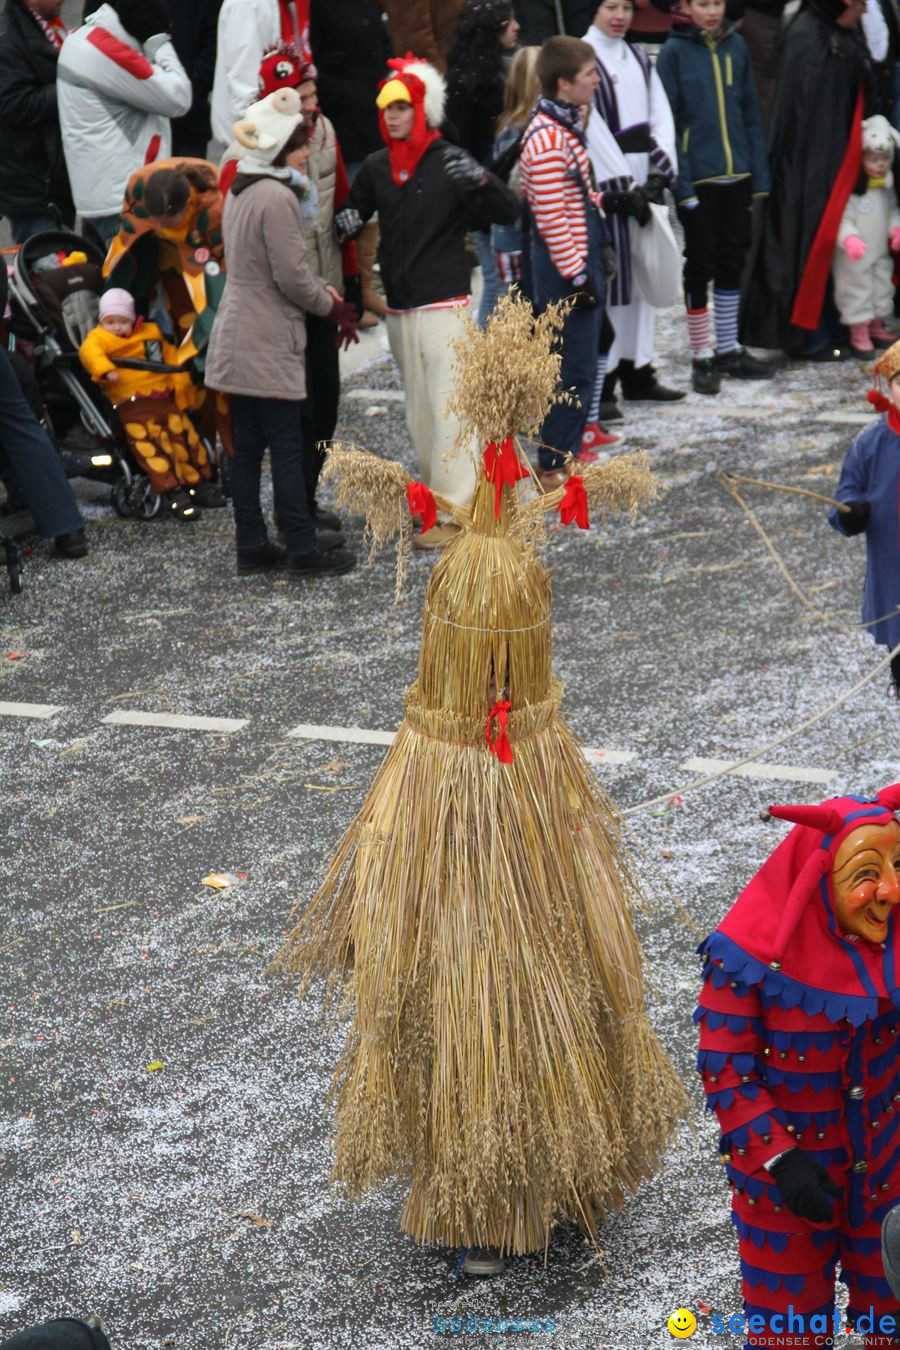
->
xmin=1 ymin=301 xmax=895 ymax=1350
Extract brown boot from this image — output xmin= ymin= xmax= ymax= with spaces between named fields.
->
xmin=357 ymin=219 xmax=386 ymax=320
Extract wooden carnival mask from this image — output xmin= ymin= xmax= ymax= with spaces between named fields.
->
xmin=832 ymin=818 xmax=900 ymax=943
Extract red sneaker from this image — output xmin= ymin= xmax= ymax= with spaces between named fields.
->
xmin=580 ymin=421 xmax=623 ymax=452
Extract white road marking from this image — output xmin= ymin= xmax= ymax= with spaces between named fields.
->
xmin=286 ymin=722 xmax=396 ymax=746
xmin=814 ymin=410 xmax=875 ymax=425
xmin=344 ymin=389 xmax=405 ymax=402
xmin=583 ymin=747 xmax=636 ymax=765
xmin=681 ymin=756 xmax=835 ymax=785
xmin=102 ymin=711 xmax=249 ymax=734
xmin=0 ymin=700 xmax=64 ymax=720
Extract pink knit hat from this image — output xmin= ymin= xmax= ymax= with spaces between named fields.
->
xmin=99 ymin=288 xmax=135 ymax=322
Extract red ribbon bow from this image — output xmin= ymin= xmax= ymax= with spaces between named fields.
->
xmin=406 ymin=481 xmax=437 ymax=532
xmin=558 ymin=474 xmax=589 ymax=530
xmin=867 ymin=387 xmax=891 ymax=413
xmin=483 ymin=438 xmax=529 ymax=518
xmin=485 ymin=699 xmax=514 ymax=764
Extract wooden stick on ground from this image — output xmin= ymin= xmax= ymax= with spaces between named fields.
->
xmin=723 ymin=471 xmax=851 ymax=513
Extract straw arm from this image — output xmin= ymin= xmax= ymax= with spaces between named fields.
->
xmin=722 ymin=472 xmax=851 ymax=513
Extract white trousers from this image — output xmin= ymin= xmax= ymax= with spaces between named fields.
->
xmin=386 ymin=305 xmax=477 ymax=508
xmin=606 ymin=295 xmax=657 ymax=370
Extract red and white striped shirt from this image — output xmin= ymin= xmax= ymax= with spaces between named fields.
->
xmin=520 ymin=112 xmax=604 ymax=280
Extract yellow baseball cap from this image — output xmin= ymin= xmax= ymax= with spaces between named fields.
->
xmin=376 ymin=77 xmax=413 ymax=109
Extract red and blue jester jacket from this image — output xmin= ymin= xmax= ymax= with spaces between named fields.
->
xmin=695 ymin=788 xmax=900 ymax=1312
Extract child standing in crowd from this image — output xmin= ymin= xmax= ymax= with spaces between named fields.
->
xmin=519 ymin=35 xmax=612 ymax=488
xmin=657 ymin=0 xmax=770 ymax=395
xmin=445 ymin=0 xmax=521 ymax=326
xmin=335 ymin=55 xmax=519 ymax=548
xmin=833 ymin=115 xmax=900 ymax=359
xmin=585 ymin=0 xmax=683 ymax=431
xmin=79 ymin=288 xmax=222 ymax=522
xmin=489 ymin=44 xmax=540 ymax=300
xmin=830 ymin=339 xmax=900 ymax=697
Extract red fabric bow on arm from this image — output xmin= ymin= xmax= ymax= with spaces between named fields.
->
xmin=483 ymin=438 xmax=529 ymax=517
xmin=485 ymin=699 xmax=514 ymax=764
xmin=558 ymin=475 xmax=589 ymax=530
xmin=407 ymin=481 xmax=437 ymax=532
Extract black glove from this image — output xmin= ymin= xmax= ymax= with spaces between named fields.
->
xmin=769 ymin=1148 xmax=840 ymax=1223
xmin=110 ymin=0 xmax=172 ymax=44
xmin=566 ymin=270 xmax=600 ymax=310
xmin=601 ymin=187 xmax=633 ymax=217
xmin=334 ymin=207 xmax=364 ymax=245
xmin=342 ymin=273 xmax=363 ymax=321
xmin=629 ymin=184 xmax=651 ymax=227
xmin=442 ymin=144 xmax=487 ymax=187
xmin=839 ymin=499 xmax=869 ymax=536
xmin=644 ymin=173 xmax=668 ymax=206
xmin=328 ymin=296 xmax=359 ymax=351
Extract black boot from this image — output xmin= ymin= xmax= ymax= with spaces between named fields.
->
xmin=236 ymin=541 xmax=287 ymax=575
xmin=715 ymin=347 xmax=774 ymax=379
xmin=621 ymin=361 xmax=685 ymax=402
xmin=287 ymin=545 xmax=356 ymax=577
xmin=691 ymin=358 xmax=721 ymax=395
xmin=55 ymin=527 xmax=89 ymax=559
xmin=598 ymin=369 xmax=623 ymax=422
xmin=311 ymin=502 xmax=342 ymax=531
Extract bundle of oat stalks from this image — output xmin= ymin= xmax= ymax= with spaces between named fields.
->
xmin=271 ymin=293 xmax=687 ymax=1255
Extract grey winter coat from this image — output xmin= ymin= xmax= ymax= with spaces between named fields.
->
xmin=205 ymin=172 xmax=334 ymax=400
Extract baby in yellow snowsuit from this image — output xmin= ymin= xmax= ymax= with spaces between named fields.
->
xmin=79 ymin=288 xmax=221 ymax=520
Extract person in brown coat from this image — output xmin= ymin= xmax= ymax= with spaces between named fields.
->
xmin=382 ymin=0 xmax=463 ymax=68
xmin=205 ymin=87 xmax=358 ymax=578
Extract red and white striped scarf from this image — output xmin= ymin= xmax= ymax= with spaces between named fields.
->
xmin=25 ymin=2 xmax=67 ymax=51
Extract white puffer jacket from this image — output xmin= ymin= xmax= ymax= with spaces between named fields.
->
xmin=211 ymin=0 xmax=309 ymax=146
xmin=57 ymin=4 xmax=191 ymax=218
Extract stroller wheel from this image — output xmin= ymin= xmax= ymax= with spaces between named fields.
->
xmin=111 ymin=475 xmax=131 ymax=518
xmin=128 ymin=475 xmax=163 ymax=521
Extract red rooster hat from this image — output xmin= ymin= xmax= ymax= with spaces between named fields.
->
xmin=375 ymin=54 xmax=446 ymax=186
xmin=701 ymin=786 xmax=900 ymax=1025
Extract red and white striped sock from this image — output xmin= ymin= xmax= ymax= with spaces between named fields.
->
xmin=686 ymin=307 xmax=712 ymax=358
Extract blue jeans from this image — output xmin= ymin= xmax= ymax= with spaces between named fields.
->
xmin=8 ymin=211 xmax=73 ymax=246
xmin=474 ymin=229 xmax=504 ymax=328
xmin=0 ymin=348 xmax=83 ymax=539
xmin=80 ymin=214 xmax=120 ymax=248
xmin=229 ymin=394 xmax=316 ymax=554
xmin=531 ymin=214 xmax=606 ymax=468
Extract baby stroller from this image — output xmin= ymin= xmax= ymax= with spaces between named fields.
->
xmin=8 ymin=229 xmax=210 ymax=520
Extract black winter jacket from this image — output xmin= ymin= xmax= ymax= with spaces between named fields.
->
xmin=513 ymin=0 xmax=595 ymax=44
xmin=310 ymin=0 xmax=392 ymax=165
xmin=347 ymin=140 xmax=520 ymax=310
xmin=0 ymin=0 xmax=72 ymax=219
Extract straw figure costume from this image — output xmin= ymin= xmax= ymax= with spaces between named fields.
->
xmin=103 ymin=157 xmax=231 ymax=450
xmin=271 ymin=294 xmax=687 ymax=1258
xmin=697 ymin=787 xmax=900 ymax=1348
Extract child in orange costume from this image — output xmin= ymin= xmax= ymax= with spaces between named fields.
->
xmin=79 ymin=288 xmax=223 ymax=521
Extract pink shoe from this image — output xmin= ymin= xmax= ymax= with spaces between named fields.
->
xmin=849 ymin=322 xmax=875 ymax=356
xmin=870 ymin=317 xmax=896 ymax=349
xmin=580 ymin=421 xmax=623 ymax=452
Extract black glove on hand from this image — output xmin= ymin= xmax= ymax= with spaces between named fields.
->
xmin=629 ymin=184 xmax=651 ymax=227
xmin=566 ymin=270 xmax=600 ymax=310
xmin=328 ymin=296 xmax=359 ymax=351
xmin=644 ymin=173 xmax=667 ymax=206
xmin=342 ymin=273 xmax=363 ymax=321
xmin=111 ymin=0 xmax=172 ymax=44
xmin=840 ymin=499 xmax=869 ymax=536
xmin=601 ymin=187 xmax=633 ymax=217
xmin=334 ymin=207 xmax=364 ymax=245
xmin=442 ymin=144 xmax=487 ymax=187
xmin=769 ymin=1148 xmax=840 ymax=1223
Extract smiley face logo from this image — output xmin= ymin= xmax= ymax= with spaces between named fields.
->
xmin=667 ymin=1308 xmax=697 ymax=1338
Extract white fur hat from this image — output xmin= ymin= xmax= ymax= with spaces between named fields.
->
xmin=233 ymin=87 xmax=304 ymax=164
xmin=376 ymin=57 xmax=446 ymax=130
xmin=862 ymin=114 xmax=900 ymax=158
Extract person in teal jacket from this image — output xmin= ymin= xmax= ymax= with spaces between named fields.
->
xmin=657 ymin=0 xmax=770 ymax=395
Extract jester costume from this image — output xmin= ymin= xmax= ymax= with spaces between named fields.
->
xmin=697 ymin=788 xmax=900 ymax=1347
